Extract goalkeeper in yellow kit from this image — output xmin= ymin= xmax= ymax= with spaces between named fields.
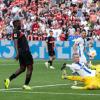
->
xmin=66 ymin=66 xmax=100 ymax=90
xmin=61 ymin=53 xmax=100 ymax=89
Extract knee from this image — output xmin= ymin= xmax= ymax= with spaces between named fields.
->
xmin=21 ymin=68 xmax=26 ymax=72
xmin=27 ymin=65 xmax=33 ymax=72
xmin=63 ymin=63 xmax=66 ymax=66
xmin=61 ymin=63 xmax=66 ymax=70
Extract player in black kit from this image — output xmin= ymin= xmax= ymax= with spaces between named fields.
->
xmin=4 ymin=19 xmax=33 ymax=90
xmin=45 ymin=30 xmax=55 ymax=69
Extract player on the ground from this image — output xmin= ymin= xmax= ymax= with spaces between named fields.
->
xmin=61 ymin=53 xmax=96 ymax=79
xmin=66 ymin=67 xmax=100 ymax=90
xmin=45 ymin=30 xmax=55 ymax=69
xmin=4 ymin=18 xmax=33 ymax=90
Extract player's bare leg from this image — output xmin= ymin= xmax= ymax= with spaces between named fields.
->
xmin=23 ymin=65 xmax=33 ymax=90
xmin=49 ymin=56 xmax=55 ymax=69
xmin=4 ymin=65 xmax=26 ymax=89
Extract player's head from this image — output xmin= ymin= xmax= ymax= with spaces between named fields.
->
xmin=49 ymin=30 xmax=53 ymax=36
xmin=13 ymin=16 xmax=21 ymax=30
xmin=72 ymin=53 xmax=80 ymax=63
xmin=81 ymin=31 xmax=86 ymax=39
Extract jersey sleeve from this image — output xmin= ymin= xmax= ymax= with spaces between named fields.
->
xmin=66 ymin=63 xmax=80 ymax=72
xmin=72 ymin=63 xmax=80 ymax=71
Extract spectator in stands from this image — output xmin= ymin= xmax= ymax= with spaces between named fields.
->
xmin=0 ymin=0 xmax=99 ymax=42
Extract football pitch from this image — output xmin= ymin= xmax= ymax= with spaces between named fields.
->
xmin=0 ymin=59 xmax=100 ymax=100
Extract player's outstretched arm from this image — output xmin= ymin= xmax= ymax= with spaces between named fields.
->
xmin=66 ymin=76 xmax=84 ymax=82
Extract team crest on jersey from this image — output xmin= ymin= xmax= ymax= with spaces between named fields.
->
xmin=14 ymin=34 xmax=17 ymax=37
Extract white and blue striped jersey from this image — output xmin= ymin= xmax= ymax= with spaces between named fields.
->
xmin=66 ymin=62 xmax=96 ymax=77
xmin=74 ymin=37 xmax=86 ymax=56
xmin=74 ymin=37 xmax=87 ymax=63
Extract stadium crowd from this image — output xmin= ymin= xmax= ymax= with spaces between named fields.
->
xmin=0 ymin=0 xmax=100 ymax=41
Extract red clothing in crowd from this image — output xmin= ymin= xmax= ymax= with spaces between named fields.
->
xmin=32 ymin=22 xmax=40 ymax=32
xmin=60 ymin=33 xmax=66 ymax=41
xmin=33 ymin=34 xmax=38 ymax=40
xmin=11 ymin=0 xmax=26 ymax=6
xmin=95 ymin=30 xmax=100 ymax=35
xmin=42 ymin=33 xmax=47 ymax=40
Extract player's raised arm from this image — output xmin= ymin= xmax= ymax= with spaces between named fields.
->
xmin=73 ymin=44 xmax=77 ymax=53
xmin=72 ymin=38 xmax=80 ymax=53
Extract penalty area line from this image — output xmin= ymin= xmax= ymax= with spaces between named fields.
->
xmin=0 ymin=83 xmax=71 ymax=91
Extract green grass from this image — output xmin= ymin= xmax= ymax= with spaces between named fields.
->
xmin=0 ymin=59 xmax=100 ymax=100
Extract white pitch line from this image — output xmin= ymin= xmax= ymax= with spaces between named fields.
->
xmin=0 ymin=83 xmax=71 ymax=91
xmin=31 ymin=83 xmax=71 ymax=88
xmin=0 ymin=61 xmax=69 ymax=66
xmin=1 ymin=83 xmax=100 ymax=96
xmin=0 ymin=87 xmax=21 ymax=91
xmin=0 ymin=63 xmax=63 ymax=66
xmin=1 ymin=90 xmax=100 ymax=96
xmin=0 ymin=64 xmax=18 ymax=65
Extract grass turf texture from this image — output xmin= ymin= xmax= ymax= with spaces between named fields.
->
xmin=0 ymin=59 xmax=100 ymax=100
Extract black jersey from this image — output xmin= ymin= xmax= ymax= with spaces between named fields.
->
xmin=12 ymin=29 xmax=30 ymax=53
xmin=46 ymin=36 xmax=55 ymax=51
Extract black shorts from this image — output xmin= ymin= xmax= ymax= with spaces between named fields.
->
xmin=18 ymin=51 xmax=33 ymax=66
xmin=48 ymin=50 xmax=55 ymax=56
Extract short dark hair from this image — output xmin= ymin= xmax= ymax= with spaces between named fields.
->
xmin=49 ymin=30 xmax=53 ymax=32
xmin=13 ymin=20 xmax=21 ymax=30
xmin=72 ymin=53 xmax=79 ymax=58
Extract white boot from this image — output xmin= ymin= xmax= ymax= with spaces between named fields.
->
xmin=50 ymin=66 xmax=55 ymax=69
xmin=45 ymin=62 xmax=49 ymax=68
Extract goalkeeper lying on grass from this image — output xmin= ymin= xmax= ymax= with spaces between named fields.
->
xmin=61 ymin=53 xmax=100 ymax=86
xmin=66 ymin=67 xmax=100 ymax=90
